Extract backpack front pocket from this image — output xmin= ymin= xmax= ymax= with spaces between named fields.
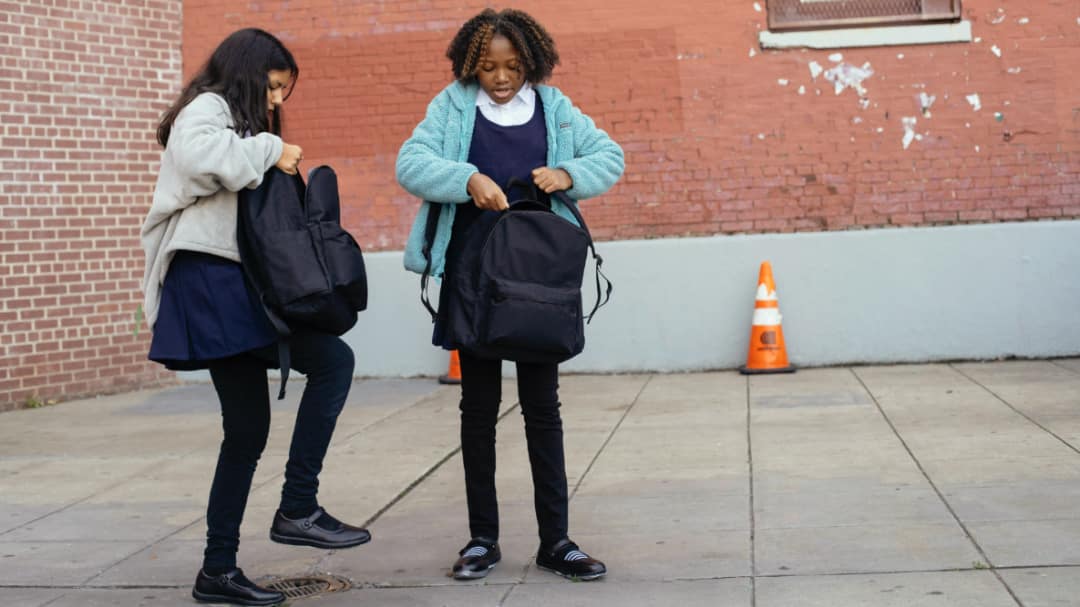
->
xmin=481 ymin=278 xmax=583 ymax=358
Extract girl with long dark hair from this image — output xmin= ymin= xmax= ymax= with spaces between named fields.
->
xmin=141 ymin=28 xmax=370 ymax=606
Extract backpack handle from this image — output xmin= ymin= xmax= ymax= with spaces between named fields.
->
xmin=505 ymin=177 xmax=542 ymax=203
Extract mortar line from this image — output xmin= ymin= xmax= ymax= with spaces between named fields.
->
xmin=850 ymin=368 xmax=1025 ymax=607
xmin=950 ymin=363 xmax=1080 ymax=457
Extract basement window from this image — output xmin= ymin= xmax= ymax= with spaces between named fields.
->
xmin=760 ymin=0 xmax=971 ymax=49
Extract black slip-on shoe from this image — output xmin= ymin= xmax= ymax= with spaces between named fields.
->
xmin=192 ymin=568 xmax=284 ymax=606
xmin=452 ymin=537 xmax=501 ymax=580
xmin=269 ymin=507 xmax=371 ymax=549
xmin=535 ymin=538 xmax=607 ymax=581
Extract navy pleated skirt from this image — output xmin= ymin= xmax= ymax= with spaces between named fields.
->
xmin=148 ymin=251 xmax=278 ymax=370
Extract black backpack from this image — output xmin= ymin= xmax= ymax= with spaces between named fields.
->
xmin=421 ymin=180 xmax=611 ymax=363
xmin=238 ymin=165 xmax=367 ymax=396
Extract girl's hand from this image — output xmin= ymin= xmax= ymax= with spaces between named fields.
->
xmin=276 ymin=143 xmax=304 ymax=175
xmin=467 ymin=173 xmax=509 ymax=211
xmin=531 ymin=167 xmax=573 ymax=193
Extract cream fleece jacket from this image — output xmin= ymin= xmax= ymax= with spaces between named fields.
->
xmin=140 ymin=92 xmax=283 ymax=329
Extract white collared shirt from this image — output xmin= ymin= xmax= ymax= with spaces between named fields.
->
xmin=475 ymin=82 xmax=537 ymax=127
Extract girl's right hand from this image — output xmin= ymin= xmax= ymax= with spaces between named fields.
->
xmin=467 ymin=173 xmax=508 ymax=211
xmin=276 ymin=142 xmax=304 ymax=175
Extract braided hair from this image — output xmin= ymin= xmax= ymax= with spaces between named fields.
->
xmin=446 ymin=8 xmax=560 ymax=83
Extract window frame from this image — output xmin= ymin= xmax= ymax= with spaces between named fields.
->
xmin=766 ymin=0 xmax=963 ymax=33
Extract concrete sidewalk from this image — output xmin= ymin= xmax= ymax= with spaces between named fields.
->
xmin=2 ymin=360 xmax=1079 ymax=606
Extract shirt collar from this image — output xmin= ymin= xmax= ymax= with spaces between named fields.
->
xmin=475 ymin=82 xmax=534 ymax=108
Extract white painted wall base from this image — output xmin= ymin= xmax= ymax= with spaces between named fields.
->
xmin=179 ymin=220 xmax=1080 ymax=381
xmin=342 ymin=220 xmax=1080 ymax=376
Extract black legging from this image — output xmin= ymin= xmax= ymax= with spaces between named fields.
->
xmin=202 ymin=330 xmax=354 ymax=572
xmin=458 ymin=348 xmax=568 ymax=547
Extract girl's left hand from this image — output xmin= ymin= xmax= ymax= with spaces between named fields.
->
xmin=531 ymin=167 xmax=573 ymax=194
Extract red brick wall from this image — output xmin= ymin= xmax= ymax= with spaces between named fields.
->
xmin=0 ymin=0 xmax=180 ymax=411
xmin=181 ymin=0 xmax=1080 ymax=244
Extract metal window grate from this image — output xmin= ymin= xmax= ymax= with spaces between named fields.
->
xmin=262 ymin=574 xmax=352 ymax=600
xmin=767 ymin=0 xmax=962 ymax=31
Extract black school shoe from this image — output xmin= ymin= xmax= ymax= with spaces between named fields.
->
xmin=452 ymin=537 xmax=501 ymax=580
xmin=535 ymin=538 xmax=607 ymax=581
xmin=192 ymin=568 xmax=284 ymax=606
xmin=269 ymin=507 xmax=371 ymax=549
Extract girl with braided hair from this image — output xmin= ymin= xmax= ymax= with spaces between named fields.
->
xmin=397 ymin=8 xmax=623 ymax=582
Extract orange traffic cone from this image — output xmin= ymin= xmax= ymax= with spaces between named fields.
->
xmin=438 ymin=350 xmax=462 ymax=385
xmin=739 ymin=261 xmax=795 ymax=375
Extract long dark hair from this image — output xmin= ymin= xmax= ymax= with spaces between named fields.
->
xmin=157 ymin=28 xmax=298 ymax=147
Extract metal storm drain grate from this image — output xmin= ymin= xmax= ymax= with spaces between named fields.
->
xmin=262 ymin=574 xmax=352 ymax=600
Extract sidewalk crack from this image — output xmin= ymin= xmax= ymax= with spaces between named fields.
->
xmin=850 ymin=367 xmax=1026 ymax=607
xmin=950 ymin=363 xmax=1080 ymax=457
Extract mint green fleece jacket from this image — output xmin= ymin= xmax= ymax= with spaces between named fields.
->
xmin=396 ymin=81 xmax=624 ymax=276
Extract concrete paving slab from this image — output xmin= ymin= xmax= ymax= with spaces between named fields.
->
xmin=505 ymin=578 xmax=751 ymax=607
xmin=756 ymin=570 xmax=1015 ymax=607
xmin=752 ymin=438 xmax=914 ymax=463
xmin=570 ymin=493 xmax=750 ymax=534
xmin=35 ymin=589 xmax=191 ymax=607
xmin=0 ymin=457 xmax=164 ymax=506
xmin=1052 ymin=358 xmax=1080 ymax=374
xmin=755 ymin=487 xmax=952 ymax=529
xmin=919 ymin=455 xmax=1080 ymax=487
xmin=2 ymin=501 xmax=201 ymax=542
xmin=998 ymin=566 xmax=1080 ymax=606
xmin=751 ymin=451 xmax=924 ymax=477
xmin=311 ymin=584 xmax=510 ymax=607
xmin=0 ymin=504 xmax=56 ymax=536
xmin=967 ymin=520 xmax=1080 ymax=567
xmin=0 ymin=540 xmax=147 ymax=585
xmin=899 ymin=430 xmax=1075 ymax=460
xmin=89 ymin=538 xmax=203 ymax=586
xmin=317 ymin=531 xmax=536 ymax=587
xmin=753 ymin=474 xmax=926 ymax=497
xmin=370 ymin=493 xmax=547 ymax=541
xmin=756 ymin=523 xmax=981 ymax=575
xmin=952 ymin=360 xmax=1080 ymax=386
xmin=522 ymin=531 xmax=751 ymax=582
xmin=0 ymin=588 xmax=65 ymax=607
xmin=942 ymin=482 xmax=1080 ymax=522
xmin=576 ymin=460 xmax=749 ymax=496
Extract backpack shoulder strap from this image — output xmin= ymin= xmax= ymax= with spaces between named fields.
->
xmin=236 ymin=167 xmax=299 ymax=400
xmin=305 ymin=165 xmax=339 ymax=223
xmin=552 ymin=191 xmax=612 ymax=323
xmin=419 ymin=202 xmax=441 ymax=322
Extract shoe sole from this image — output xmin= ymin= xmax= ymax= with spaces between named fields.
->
xmin=452 ymin=562 xmax=497 ymax=580
xmin=269 ymin=531 xmax=371 ymax=550
xmin=192 ymin=589 xmax=283 ymax=606
xmin=537 ymin=564 xmax=606 ymax=581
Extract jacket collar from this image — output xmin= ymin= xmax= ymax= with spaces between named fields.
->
xmin=446 ymin=80 xmax=555 ymax=110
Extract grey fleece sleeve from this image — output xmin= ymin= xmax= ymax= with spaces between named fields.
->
xmin=169 ymin=93 xmax=283 ymax=197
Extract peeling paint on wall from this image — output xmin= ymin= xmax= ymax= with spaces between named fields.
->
xmin=824 ymin=62 xmax=874 ymax=97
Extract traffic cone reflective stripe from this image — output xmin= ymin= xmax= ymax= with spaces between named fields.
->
xmin=439 ymin=350 xmax=462 ymax=385
xmin=739 ymin=261 xmax=795 ymax=375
